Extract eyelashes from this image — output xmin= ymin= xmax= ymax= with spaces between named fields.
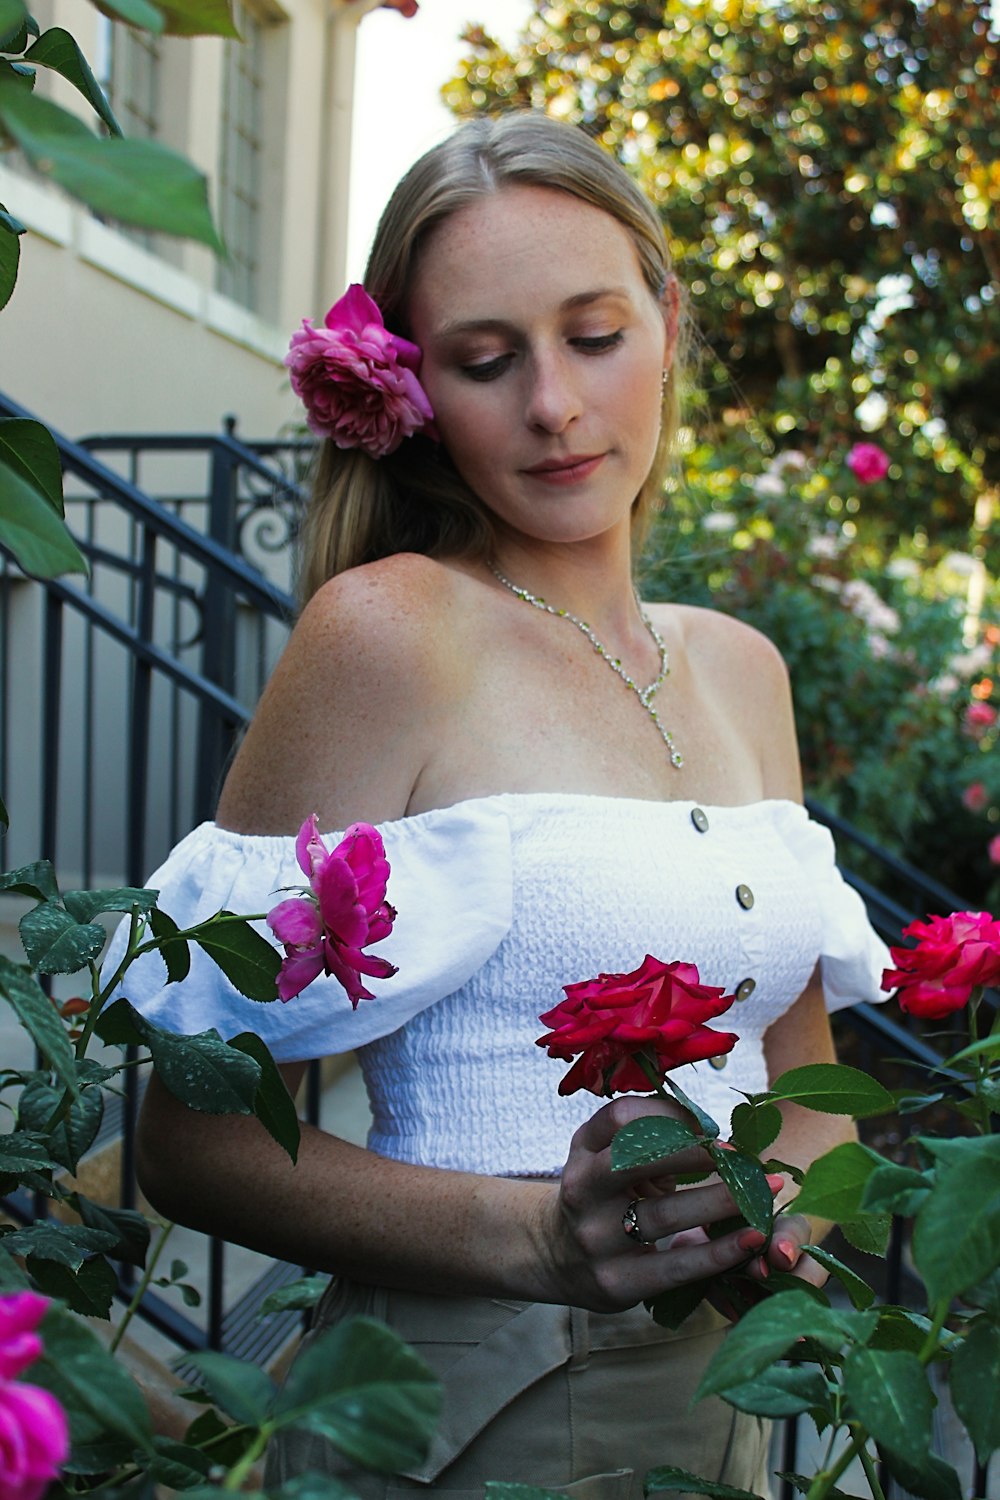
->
xmin=460 ymin=330 xmax=625 ymax=383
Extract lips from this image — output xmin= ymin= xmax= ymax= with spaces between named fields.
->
xmin=523 ymin=453 xmax=606 ymax=483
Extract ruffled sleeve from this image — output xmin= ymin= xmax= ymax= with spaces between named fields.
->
xmin=772 ymin=801 xmax=891 ymax=1013
xmin=102 ymin=804 xmax=513 ymax=1060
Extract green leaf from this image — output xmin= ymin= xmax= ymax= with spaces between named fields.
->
xmin=708 ymin=1145 xmax=773 ymax=1237
xmin=665 ymin=1074 xmax=721 ymax=1138
xmin=0 ymin=953 xmax=79 ymax=1095
xmin=913 ymin=1152 xmax=1000 ymax=1305
xmin=867 ymin=1308 xmax=936 ymax=1354
xmin=963 ymin=1269 xmax=1000 ymax=1318
xmin=0 ymin=859 xmax=59 ymax=900
xmin=728 ymin=1100 xmax=783 ymax=1157
xmin=843 ymin=1347 xmax=933 ymax=1461
xmin=0 ymin=419 xmax=63 ymax=512
xmin=645 ymin=1278 xmax=714 ymax=1330
xmin=259 ymin=1275 xmax=330 ymax=1317
xmin=190 ymin=912 xmax=280 ymax=1001
xmin=19 ymin=1079 xmax=103 ymax=1172
xmin=91 ymin=0 xmax=165 ymax=32
xmin=610 ymin=1114 xmax=700 ymax=1173
xmin=272 ymin=1316 xmax=441 ymax=1474
xmin=768 ymin=1063 xmax=894 ymax=1117
xmin=791 ymin=1141 xmax=885 ymax=1222
xmin=148 ymin=905 xmax=190 ymax=983
xmin=0 ymin=457 xmax=87 ymax=577
xmin=94 ymin=996 xmax=147 ymax=1047
xmin=182 ymin=1406 xmax=257 ymax=1468
xmin=0 ymin=1127 xmax=60 ymax=1174
xmin=643 ymin=1468 xmax=766 ymax=1500
xmin=20 ymin=900 xmax=106 ymax=973
xmin=29 ymin=1249 xmax=117 ymax=1318
xmin=0 ymin=207 xmax=18 ymax=312
xmin=839 ymin=1214 xmax=892 ymax=1256
xmin=271 ymin=1474 xmax=365 ymax=1500
xmin=0 ymin=791 xmax=7 ymax=830
xmin=775 ymin=1476 xmax=862 ymax=1500
xmin=23 ymin=28 xmax=121 ymax=134
xmin=950 ymin=1316 xmax=1000 ymax=1464
xmin=74 ymin=1196 xmax=151 ymax=1269
xmin=0 ymin=91 xmax=223 ymax=248
xmin=874 ymin=1449 xmax=961 ymax=1500
xmin=483 ymin=1489 xmax=569 ymax=1500
xmin=860 ymin=1163 xmax=932 ymax=1217
xmin=695 ymin=1292 xmax=871 ymax=1401
xmin=801 ymin=1245 xmax=875 ymax=1310
xmin=35 ymin=1303 xmax=153 ymax=1448
xmin=146 ymin=1023 xmax=261 ymax=1114
xmin=3 ymin=1221 xmax=117 ymax=1269
xmin=156 ymin=0 xmax=238 ymax=35
xmin=227 ymin=1031 xmax=300 ymax=1161
xmin=717 ymin=1364 xmax=830 ymax=1419
xmin=63 ymin=886 xmax=158 ymax=922
xmin=183 ymin=1350 xmax=275 ymax=1425
xmin=144 ymin=1437 xmax=214 ymax=1491
xmin=0 ymin=0 xmax=26 ymax=48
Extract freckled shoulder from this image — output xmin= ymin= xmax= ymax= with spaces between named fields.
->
xmin=216 ymin=553 xmax=468 ymax=834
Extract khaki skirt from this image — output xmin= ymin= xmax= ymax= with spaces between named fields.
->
xmin=265 ymin=1278 xmax=770 ymax=1500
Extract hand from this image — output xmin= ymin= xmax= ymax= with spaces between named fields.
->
xmin=743 ymin=1210 xmax=829 ymax=1293
xmin=531 ymin=1096 xmax=781 ymax=1313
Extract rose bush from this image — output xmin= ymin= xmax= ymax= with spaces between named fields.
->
xmin=536 ymin=955 xmax=738 ymax=1096
xmin=285 ymin=284 xmax=437 ymax=456
xmin=0 ymin=1294 xmax=68 ymax=1500
xmin=267 ymin=814 xmax=398 ymax=1004
xmin=846 ymin=441 xmax=890 ymax=484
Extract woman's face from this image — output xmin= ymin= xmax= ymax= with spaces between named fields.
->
xmin=406 ymin=184 xmax=673 ymax=553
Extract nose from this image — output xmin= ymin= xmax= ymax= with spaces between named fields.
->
xmin=523 ymin=350 xmax=582 ymax=433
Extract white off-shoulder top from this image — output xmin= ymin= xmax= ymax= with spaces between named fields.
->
xmin=106 ymin=793 xmax=889 ymax=1177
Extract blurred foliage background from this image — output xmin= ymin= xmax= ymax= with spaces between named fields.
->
xmin=444 ymin=0 xmax=1000 ymax=909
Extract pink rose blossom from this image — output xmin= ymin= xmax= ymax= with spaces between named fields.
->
xmin=285 ymin=284 xmax=437 ymax=458
xmin=536 ymin=955 xmax=738 ymax=1097
xmin=846 ymin=442 xmax=890 ymax=484
xmin=964 ymin=701 xmax=998 ymax=737
xmin=962 ymin=781 xmax=989 ymax=813
xmin=0 ymin=1293 xmax=69 ymax=1500
xmin=267 ymin=816 xmax=397 ymax=1005
xmin=882 ymin=910 xmax=1000 ymax=1019
xmin=989 ymin=835 xmax=1000 ymax=867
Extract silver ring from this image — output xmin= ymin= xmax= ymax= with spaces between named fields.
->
xmin=622 ymin=1198 xmax=657 ymax=1248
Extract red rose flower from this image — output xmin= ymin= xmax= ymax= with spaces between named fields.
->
xmin=882 ymin=910 xmax=1000 ymax=1019
xmin=536 ymin=955 xmax=738 ymax=1097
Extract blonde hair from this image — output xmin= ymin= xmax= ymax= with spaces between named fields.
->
xmin=298 ymin=112 xmax=692 ymax=606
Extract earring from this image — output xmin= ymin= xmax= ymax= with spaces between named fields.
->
xmin=661 ymin=370 xmax=669 ymax=391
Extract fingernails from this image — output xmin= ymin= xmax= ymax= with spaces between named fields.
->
xmin=738 ymin=1228 xmax=766 ymax=1251
xmin=757 ymin=1256 xmax=770 ymax=1279
xmin=766 ymin=1174 xmax=785 ymax=1193
xmin=776 ymin=1238 xmax=797 ymax=1266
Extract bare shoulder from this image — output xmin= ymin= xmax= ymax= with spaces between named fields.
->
xmin=217 ymin=554 xmax=467 ymax=833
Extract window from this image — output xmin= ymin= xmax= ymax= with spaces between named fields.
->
xmin=216 ymin=0 xmax=264 ymax=312
xmin=95 ymin=16 xmax=161 ymax=141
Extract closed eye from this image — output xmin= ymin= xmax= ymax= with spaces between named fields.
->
xmin=461 ymin=354 xmax=515 ymax=383
xmin=572 ymin=331 xmax=625 ymax=353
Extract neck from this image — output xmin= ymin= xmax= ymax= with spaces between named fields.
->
xmin=490 ymin=531 xmax=641 ymax=639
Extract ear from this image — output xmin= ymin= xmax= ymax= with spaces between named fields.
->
xmin=659 ymin=274 xmax=681 ymax=372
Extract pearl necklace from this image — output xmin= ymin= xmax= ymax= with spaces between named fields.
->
xmin=489 ymin=564 xmax=683 ymax=769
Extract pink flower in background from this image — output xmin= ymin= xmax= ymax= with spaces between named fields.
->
xmin=268 ymin=816 xmax=397 ymax=1006
xmin=285 ymin=285 xmax=437 ymax=457
xmin=964 ymin=702 xmax=998 ymax=737
xmin=962 ymin=782 xmax=989 ymax=813
xmin=846 ymin=442 xmax=890 ymax=484
xmin=882 ymin=910 xmax=1000 ymax=1018
xmin=537 ymin=955 xmax=738 ymax=1097
xmin=989 ymin=835 xmax=1000 ymax=867
xmin=0 ymin=1292 xmax=69 ymax=1500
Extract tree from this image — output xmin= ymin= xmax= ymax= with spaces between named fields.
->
xmin=445 ymin=0 xmax=999 ymax=560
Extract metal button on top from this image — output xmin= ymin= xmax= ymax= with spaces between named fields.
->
xmin=735 ymin=977 xmax=756 ymax=1002
xmin=709 ymin=1054 xmax=728 ymax=1071
xmin=736 ymin=883 xmax=755 ymax=910
xmin=690 ymin=807 xmax=710 ymax=833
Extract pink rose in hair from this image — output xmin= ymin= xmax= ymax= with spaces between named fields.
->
xmin=285 ymin=285 xmax=437 ymax=458
xmin=846 ymin=442 xmax=890 ymax=484
xmin=267 ymin=815 xmax=398 ymax=1005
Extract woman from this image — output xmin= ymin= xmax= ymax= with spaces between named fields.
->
xmin=126 ymin=114 xmax=888 ymax=1497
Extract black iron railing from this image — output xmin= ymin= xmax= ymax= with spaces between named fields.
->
xmin=0 ymin=394 xmax=994 ymax=1492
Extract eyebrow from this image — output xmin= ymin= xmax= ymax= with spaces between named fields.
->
xmin=434 ymin=287 xmax=633 ymax=340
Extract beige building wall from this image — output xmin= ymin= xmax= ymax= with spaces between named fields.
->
xmin=0 ymin=0 xmax=373 ymax=443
